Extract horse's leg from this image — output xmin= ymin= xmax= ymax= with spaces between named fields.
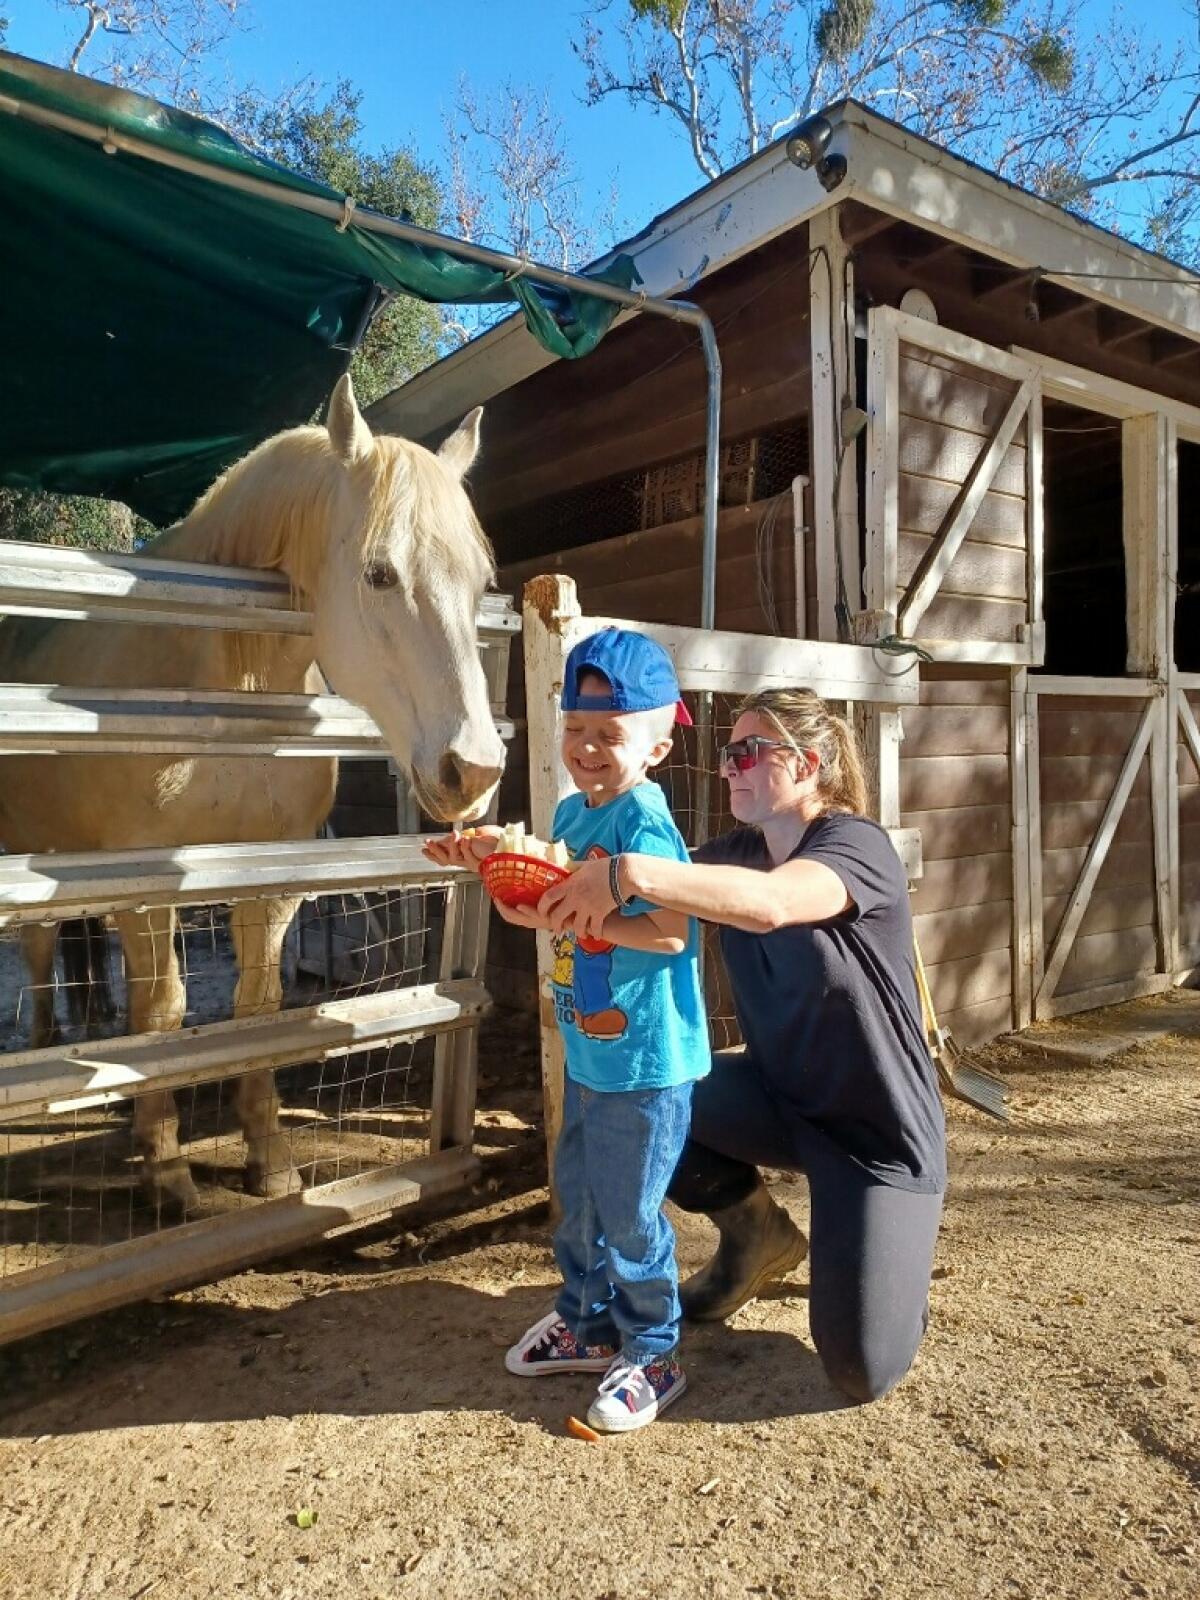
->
xmin=85 ymin=916 xmax=117 ymax=1026
xmin=229 ymin=897 xmax=304 ymax=1198
xmin=60 ymin=919 xmax=93 ymax=1031
xmin=20 ymin=923 xmax=60 ymax=1048
xmin=113 ymin=906 xmax=199 ymax=1214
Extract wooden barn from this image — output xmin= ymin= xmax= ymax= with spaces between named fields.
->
xmin=368 ymin=99 xmax=1200 ymax=1049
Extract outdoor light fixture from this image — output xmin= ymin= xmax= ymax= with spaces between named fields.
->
xmin=816 ymin=152 xmax=848 ymax=192
xmin=785 ymin=114 xmax=833 ymax=170
xmin=785 ymin=115 xmax=847 ymax=192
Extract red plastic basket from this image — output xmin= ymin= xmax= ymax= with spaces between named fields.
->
xmin=479 ymin=851 xmax=571 ymax=909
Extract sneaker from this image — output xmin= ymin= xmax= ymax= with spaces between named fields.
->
xmin=504 ymin=1310 xmax=618 ymax=1376
xmin=586 ymin=1354 xmax=688 ymax=1433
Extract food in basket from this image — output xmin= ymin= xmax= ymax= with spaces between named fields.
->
xmin=478 ymin=822 xmax=574 ymax=908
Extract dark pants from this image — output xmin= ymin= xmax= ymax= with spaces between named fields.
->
xmin=668 ymin=1051 xmax=944 ymax=1404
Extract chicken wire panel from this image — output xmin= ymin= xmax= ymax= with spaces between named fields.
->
xmin=0 ymin=882 xmax=462 ymax=1281
xmin=490 ymin=420 xmax=808 ymax=561
xmin=0 ymin=1035 xmax=434 ymax=1281
xmin=654 ymin=694 xmax=744 ymax=1051
xmin=1 ymin=883 xmax=450 ymax=1050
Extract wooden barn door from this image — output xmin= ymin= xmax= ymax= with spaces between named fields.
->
xmin=1024 ymin=683 xmax=1172 ymax=1019
xmin=864 ymin=307 xmax=1043 ymax=665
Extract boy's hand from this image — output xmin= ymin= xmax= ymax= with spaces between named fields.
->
xmin=492 ymin=899 xmax=551 ymax=931
xmin=421 ymin=825 xmax=502 ymax=875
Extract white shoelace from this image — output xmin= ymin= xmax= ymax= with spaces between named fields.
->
xmin=517 ymin=1310 xmax=565 ymax=1356
xmin=596 ymin=1360 xmax=647 ymax=1399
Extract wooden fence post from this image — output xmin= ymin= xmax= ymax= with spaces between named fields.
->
xmin=522 ymin=576 xmax=584 ymax=1201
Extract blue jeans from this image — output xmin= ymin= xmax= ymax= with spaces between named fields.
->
xmin=554 ymin=1075 xmax=693 ymax=1364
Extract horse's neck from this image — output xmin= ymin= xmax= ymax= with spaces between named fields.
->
xmin=148 ymin=496 xmax=319 ymax=695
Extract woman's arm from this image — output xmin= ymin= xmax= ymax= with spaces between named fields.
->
xmin=492 ymin=894 xmax=687 ymax=953
xmin=539 ymin=852 xmax=850 ymax=939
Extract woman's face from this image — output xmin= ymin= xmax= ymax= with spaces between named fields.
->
xmin=721 ymin=711 xmax=818 ymax=826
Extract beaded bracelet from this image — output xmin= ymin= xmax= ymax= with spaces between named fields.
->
xmin=608 ymin=852 xmax=629 ymax=910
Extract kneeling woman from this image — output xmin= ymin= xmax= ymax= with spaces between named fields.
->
xmin=541 ymin=688 xmax=946 ymax=1404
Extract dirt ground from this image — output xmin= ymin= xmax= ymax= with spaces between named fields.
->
xmin=1 ymin=996 xmax=1197 ymax=1600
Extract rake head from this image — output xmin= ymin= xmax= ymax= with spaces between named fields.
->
xmin=931 ymin=1030 xmax=1011 ymax=1122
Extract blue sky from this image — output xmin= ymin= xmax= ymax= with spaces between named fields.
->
xmin=8 ymin=0 xmax=1193 ymax=255
xmin=10 ymin=1 xmax=699 ymax=243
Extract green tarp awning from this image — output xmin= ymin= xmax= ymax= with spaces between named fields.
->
xmin=0 ymin=52 xmax=637 ymax=523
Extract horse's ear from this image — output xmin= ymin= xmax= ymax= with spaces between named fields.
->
xmin=437 ymin=406 xmax=483 ymax=480
xmin=327 ymin=374 xmax=373 ymax=466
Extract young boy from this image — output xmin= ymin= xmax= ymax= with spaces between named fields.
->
xmin=424 ymin=628 xmax=710 ymax=1432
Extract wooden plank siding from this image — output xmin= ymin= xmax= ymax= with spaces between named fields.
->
xmin=894 ymin=346 xmax=1029 ymax=645
xmin=1180 ymin=691 xmax=1200 ymax=965
xmin=902 ymin=668 xmax=1014 ymax=1045
xmin=1036 ymin=696 xmax=1160 ymax=999
xmin=455 ymin=227 xmax=814 ymax=538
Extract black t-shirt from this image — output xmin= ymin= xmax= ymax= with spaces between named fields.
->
xmin=695 ymin=813 xmax=947 ymax=1193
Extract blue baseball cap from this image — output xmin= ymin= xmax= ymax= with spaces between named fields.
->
xmin=562 ymin=628 xmax=693 ymax=726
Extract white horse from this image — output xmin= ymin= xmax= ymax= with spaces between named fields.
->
xmin=0 ymin=376 xmax=505 ymax=1211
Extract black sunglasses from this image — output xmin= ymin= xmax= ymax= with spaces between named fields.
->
xmin=717 ymin=735 xmax=798 ymax=773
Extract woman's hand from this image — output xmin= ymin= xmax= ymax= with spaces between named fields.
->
xmin=539 ymin=855 xmax=617 ymax=941
xmin=421 ymin=825 xmax=502 ymax=876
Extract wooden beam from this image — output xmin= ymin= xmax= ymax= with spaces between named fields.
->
xmin=897 ymin=376 xmax=1035 ymax=636
xmin=0 ymin=539 xmax=519 ymax=640
xmin=809 ymin=208 xmax=861 ymax=641
xmin=1151 ymin=693 xmax=1174 ymax=976
xmin=522 ymin=576 xmax=585 ymax=1202
xmin=0 ymin=683 xmax=514 ymax=758
xmin=864 ymin=307 xmax=900 ymax=620
xmin=1122 ymin=413 xmax=1171 ymax=676
xmin=1035 ymin=698 xmax=1155 ymax=1010
xmin=1010 ymin=667 xmax=1033 ymax=1030
xmin=0 ymin=1148 xmax=477 ymax=1348
xmin=970 ymin=262 xmax=1034 ymax=303
xmin=1096 ymin=306 xmax=1152 ymax=351
xmin=0 ymin=979 xmax=488 ymax=1120
xmin=0 ymin=835 xmax=472 ymax=924
xmin=1150 ymin=330 xmax=1200 ymax=368
xmin=1027 ymin=674 xmax=1164 ymax=697
xmin=1039 ymin=971 xmax=1171 ymax=1020
xmin=582 ymin=614 xmax=921 ymax=702
xmin=838 ymin=205 xmax=899 ymax=249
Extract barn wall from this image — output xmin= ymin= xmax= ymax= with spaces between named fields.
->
xmin=902 ymin=667 xmax=1015 ymax=1046
xmin=458 ymin=226 xmax=812 ymax=562
xmin=1037 ymin=696 xmax=1159 ymax=998
xmin=894 ymin=346 xmax=1029 ymax=646
xmin=1180 ymin=692 xmax=1200 ymax=969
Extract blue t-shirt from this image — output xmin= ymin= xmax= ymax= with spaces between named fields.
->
xmin=550 ymin=782 xmax=710 ymax=1094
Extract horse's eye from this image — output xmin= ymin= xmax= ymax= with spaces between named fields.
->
xmin=363 ymin=560 xmax=398 ymax=590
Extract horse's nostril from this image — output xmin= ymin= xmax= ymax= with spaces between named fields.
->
xmin=438 ymin=752 xmax=464 ymax=795
xmin=438 ymin=751 xmax=505 ymax=808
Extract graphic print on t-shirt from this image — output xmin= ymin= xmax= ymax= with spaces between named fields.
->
xmin=551 ymin=844 xmax=629 ymax=1042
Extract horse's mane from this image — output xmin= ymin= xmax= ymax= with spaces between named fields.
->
xmin=166 ymin=425 xmax=494 ymax=690
xmin=180 ymin=427 xmax=493 ymax=591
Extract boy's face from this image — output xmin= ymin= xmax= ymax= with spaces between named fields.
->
xmin=561 ymin=671 xmax=674 ymax=804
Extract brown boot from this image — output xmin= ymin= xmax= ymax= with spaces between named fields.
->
xmin=680 ymin=1181 xmax=808 ymax=1322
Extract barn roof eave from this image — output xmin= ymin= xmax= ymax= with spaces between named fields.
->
xmin=368 ymin=99 xmax=1200 ymax=442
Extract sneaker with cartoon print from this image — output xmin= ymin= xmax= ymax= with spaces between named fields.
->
xmin=505 ymin=1310 xmax=618 ymax=1376
xmin=585 ymin=1353 xmax=688 ymax=1432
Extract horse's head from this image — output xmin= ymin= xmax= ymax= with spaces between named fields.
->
xmin=311 ymin=377 xmax=505 ymax=823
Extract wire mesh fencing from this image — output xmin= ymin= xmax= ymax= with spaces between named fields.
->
xmin=655 ymin=692 xmax=744 ymax=1051
xmin=0 ymin=880 xmax=462 ymax=1280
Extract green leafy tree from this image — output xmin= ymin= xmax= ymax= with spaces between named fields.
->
xmin=578 ymin=0 xmax=1200 ymax=261
xmin=233 ymin=79 xmax=444 ymax=404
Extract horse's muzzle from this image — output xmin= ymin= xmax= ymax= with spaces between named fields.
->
xmin=418 ymin=750 xmax=505 ymax=823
